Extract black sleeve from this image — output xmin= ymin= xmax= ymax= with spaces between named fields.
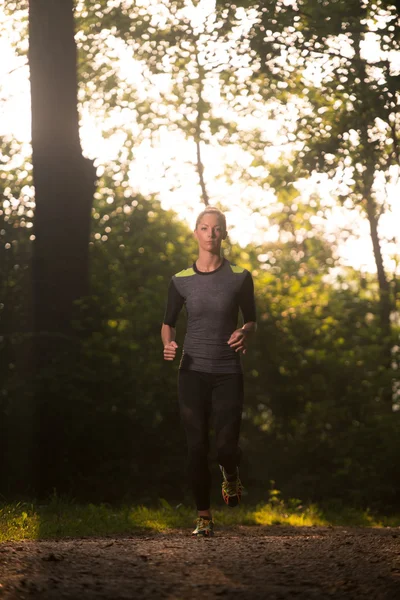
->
xmin=238 ymin=271 xmax=256 ymax=323
xmin=163 ymin=278 xmax=185 ymax=327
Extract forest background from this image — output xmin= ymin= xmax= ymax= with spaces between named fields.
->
xmin=0 ymin=0 xmax=399 ymax=514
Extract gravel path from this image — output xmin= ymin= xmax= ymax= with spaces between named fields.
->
xmin=1 ymin=525 xmax=400 ymax=599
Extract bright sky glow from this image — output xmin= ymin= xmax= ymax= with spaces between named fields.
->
xmin=1 ymin=2 xmax=399 ymax=276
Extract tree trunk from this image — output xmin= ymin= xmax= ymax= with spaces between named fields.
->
xmin=28 ymin=0 xmax=96 ymax=496
xmin=354 ymin=27 xmax=394 ymax=411
xmin=195 ymin=136 xmax=209 ymax=206
xmin=364 ymin=193 xmax=393 ymax=411
xmin=194 ymin=46 xmax=210 ymax=206
xmin=364 ymin=196 xmax=391 ymax=333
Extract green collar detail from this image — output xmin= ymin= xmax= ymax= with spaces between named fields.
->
xmin=230 ymin=264 xmax=244 ymax=274
xmin=175 ymin=267 xmax=196 ymax=277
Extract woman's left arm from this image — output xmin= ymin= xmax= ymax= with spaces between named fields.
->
xmin=228 ymin=271 xmax=257 ymax=354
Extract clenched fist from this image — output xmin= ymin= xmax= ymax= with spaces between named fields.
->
xmin=227 ymin=328 xmax=248 ymax=354
xmin=164 ymin=341 xmax=178 ymax=361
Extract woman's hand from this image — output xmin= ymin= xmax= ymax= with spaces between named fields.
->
xmin=164 ymin=341 xmax=178 ymax=361
xmin=227 ymin=329 xmax=249 ymax=354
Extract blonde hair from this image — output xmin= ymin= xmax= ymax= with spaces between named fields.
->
xmin=195 ymin=207 xmax=227 ymax=233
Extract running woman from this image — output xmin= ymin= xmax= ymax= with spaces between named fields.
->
xmin=161 ymin=207 xmax=256 ymax=537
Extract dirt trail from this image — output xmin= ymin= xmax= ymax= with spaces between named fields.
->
xmin=1 ymin=525 xmax=400 ymax=599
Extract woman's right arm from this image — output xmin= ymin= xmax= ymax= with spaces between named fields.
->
xmin=161 ymin=278 xmax=184 ymax=361
xmin=161 ymin=324 xmax=178 ymax=361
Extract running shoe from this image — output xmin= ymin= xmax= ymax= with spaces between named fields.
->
xmin=192 ymin=517 xmax=214 ymax=537
xmin=220 ymin=466 xmax=243 ymax=507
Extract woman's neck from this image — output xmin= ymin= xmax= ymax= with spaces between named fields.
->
xmin=196 ymin=251 xmax=223 ymax=272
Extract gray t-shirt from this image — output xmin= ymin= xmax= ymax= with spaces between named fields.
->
xmin=163 ymin=259 xmax=256 ymax=374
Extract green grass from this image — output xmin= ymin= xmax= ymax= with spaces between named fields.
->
xmin=1 ymin=494 xmax=400 ymax=542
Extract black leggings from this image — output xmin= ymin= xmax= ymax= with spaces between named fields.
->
xmin=178 ymin=369 xmax=244 ymax=511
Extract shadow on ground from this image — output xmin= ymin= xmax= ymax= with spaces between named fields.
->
xmin=0 ymin=525 xmax=400 ymax=599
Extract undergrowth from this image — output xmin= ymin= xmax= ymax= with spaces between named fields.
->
xmin=1 ymin=489 xmax=399 ymax=542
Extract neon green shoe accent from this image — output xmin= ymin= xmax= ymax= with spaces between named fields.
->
xmin=192 ymin=517 xmax=214 ymax=537
xmin=230 ymin=265 xmax=244 ymax=274
xmin=175 ymin=267 xmax=196 ymax=277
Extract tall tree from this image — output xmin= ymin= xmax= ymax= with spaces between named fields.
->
xmin=73 ymin=0 xmax=273 ymax=212
xmin=217 ymin=0 xmax=399 ymax=409
xmin=28 ymin=0 xmax=96 ymax=495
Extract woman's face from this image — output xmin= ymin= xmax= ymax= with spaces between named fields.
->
xmin=194 ymin=213 xmax=226 ymax=252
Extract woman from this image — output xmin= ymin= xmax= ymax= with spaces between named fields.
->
xmin=161 ymin=207 xmax=256 ymax=537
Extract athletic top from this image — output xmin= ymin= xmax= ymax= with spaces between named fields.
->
xmin=163 ymin=258 xmax=256 ymax=373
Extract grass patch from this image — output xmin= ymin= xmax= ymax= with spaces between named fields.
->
xmin=1 ymin=494 xmax=400 ymax=542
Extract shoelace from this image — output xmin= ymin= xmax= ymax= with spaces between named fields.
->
xmin=222 ymin=478 xmax=242 ymax=497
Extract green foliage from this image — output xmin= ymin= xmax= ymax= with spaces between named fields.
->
xmin=1 ymin=1 xmax=400 ymax=510
xmin=28 ymin=193 xmax=196 ymax=501
xmin=1 ymin=186 xmax=400 ymax=506
xmin=2 ymin=493 xmax=400 ymax=543
xmin=241 ymin=243 xmax=400 ymax=507
xmin=216 ymin=0 xmax=400 ymax=265
xmin=215 ymin=0 xmax=400 ymax=419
